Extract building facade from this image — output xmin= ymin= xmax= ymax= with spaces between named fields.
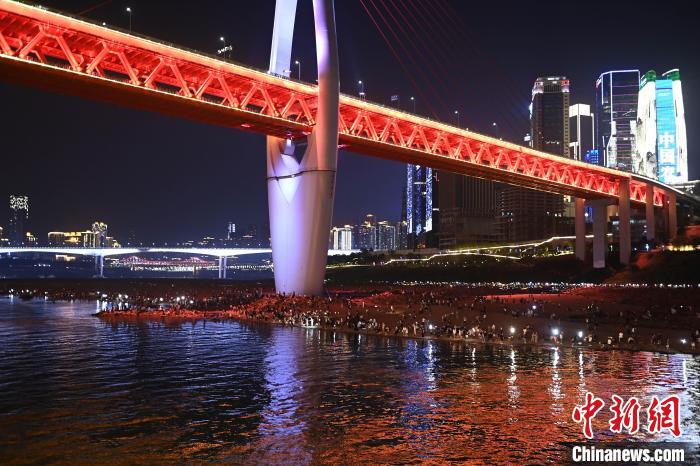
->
xmin=330 ymin=225 xmax=353 ymax=251
xmin=438 ymin=173 xmax=498 ymax=248
xmin=595 ymin=70 xmax=640 ymax=171
xmin=531 ymin=77 xmax=570 ymax=155
xmin=569 ymin=103 xmax=594 ymax=161
xmin=377 ymin=221 xmax=396 ymax=251
xmin=497 ymin=77 xmax=570 ymax=242
xmin=406 ymin=164 xmax=438 ymax=248
xmin=633 ymin=69 xmax=688 ymax=184
xmin=8 ymin=195 xmax=29 ymax=246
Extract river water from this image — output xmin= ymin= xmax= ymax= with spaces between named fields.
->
xmin=1 ymin=298 xmax=698 ymax=464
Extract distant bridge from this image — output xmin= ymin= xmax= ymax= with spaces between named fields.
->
xmin=0 ymin=247 xmax=358 ymax=278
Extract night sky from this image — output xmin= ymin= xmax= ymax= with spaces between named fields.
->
xmin=1 ymin=0 xmax=697 ymax=243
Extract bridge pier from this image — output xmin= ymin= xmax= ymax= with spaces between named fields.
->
xmin=667 ymin=191 xmax=677 ymax=241
xmin=646 ymin=184 xmax=655 ymax=242
xmin=266 ymin=0 xmax=339 ymax=295
xmin=575 ymin=197 xmax=586 ymax=261
xmin=591 ymin=199 xmax=608 ymax=269
xmin=95 ymin=255 xmax=104 ymax=278
xmin=618 ymin=179 xmax=631 ymax=265
xmin=217 ymin=256 xmax=228 ymax=279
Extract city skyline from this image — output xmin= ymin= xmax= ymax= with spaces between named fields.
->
xmin=1 ymin=0 xmax=698 ymax=244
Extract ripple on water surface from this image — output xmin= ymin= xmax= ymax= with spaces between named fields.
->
xmin=0 ymin=298 xmax=698 ymax=464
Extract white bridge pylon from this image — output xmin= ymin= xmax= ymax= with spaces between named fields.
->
xmin=266 ymin=0 xmax=340 ymax=296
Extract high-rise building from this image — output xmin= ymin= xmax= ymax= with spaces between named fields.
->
xmin=439 ymin=173 xmax=498 ymax=248
xmin=531 ymin=77 xmax=570 ymax=155
xmin=595 ymin=70 xmax=640 ymax=171
xmin=330 ymin=225 xmax=353 ymax=251
xmin=569 ymin=104 xmax=594 ymax=161
xmin=497 ymin=77 xmax=570 ymax=242
xmin=633 ymin=69 xmax=688 ymax=184
xmin=395 ymin=220 xmax=408 ymax=249
xmin=356 ymin=221 xmax=377 ymax=250
xmin=91 ymin=221 xmax=108 ymax=247
xmin=227 ymin=222 xmax=236 ymax=240
xmin=406 ymin=164 xmax=438 ymax=248
xmin=8 ymin=195 xmax=29 ymax=246
xmin=377 ymin=221 xmax=396 ymax=251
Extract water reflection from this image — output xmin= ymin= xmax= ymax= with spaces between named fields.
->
xmin=0 ymin=299 xmax=698 ymax=464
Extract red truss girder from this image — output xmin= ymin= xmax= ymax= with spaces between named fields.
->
xmin=0 ymin=1 xmax=664 ymax=206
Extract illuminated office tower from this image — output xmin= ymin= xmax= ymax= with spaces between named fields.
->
xmin=634 ymin=69 xmax=688 ymax=184
xmin=595 ymin=70 xmax=640 ymax=170
xmin=569 ymin=104 xmax=594 ymax=161
xmin=406 ymin=164 xmax=438 ymax=248
xmin=498 ymin=77 xmax=570 ymax=242
xmin=531 ymin=77 xmax=570 ymax=156
xmin=8 ymin=195 xmax=29 ymax=246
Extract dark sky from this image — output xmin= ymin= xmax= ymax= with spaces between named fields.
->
xmin=1 ymin=0 xmax=697 ymax=243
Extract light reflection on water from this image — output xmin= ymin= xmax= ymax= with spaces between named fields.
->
xmin=0 ymin=298 xmax=698 ymax=464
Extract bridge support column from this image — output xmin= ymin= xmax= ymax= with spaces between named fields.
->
xmin=667 ymin=191 xmax=677 ymax=241
xmin=95 ymin=255 xmax=104 ymax=278
xmin=222 ymin=257 xmax=228 ymax=279
xmin=575 ymin=197 xmax=586 ymax=261
xmin=218 ymin=256 xmax=224 ymax=279
xmin=591 ymin=200 xmax=608 ymax=269
xmin=618 ymin=179 xmax=631 ymax=265
xmin=266 ymin=0 xmax=339 ymax=296
xmin=645 ymin=184 xmax=655 ymax=242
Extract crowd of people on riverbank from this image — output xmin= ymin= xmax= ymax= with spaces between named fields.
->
xmin=3 ymin=282 xmax=699 ymax=353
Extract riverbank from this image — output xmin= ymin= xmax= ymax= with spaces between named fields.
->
xmin=96 ymin=305 xmax=698 ymax=356
xmin=3 ymin=279 xmax=699 ymax=355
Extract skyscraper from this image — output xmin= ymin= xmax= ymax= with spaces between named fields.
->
xmin=531 ymin=77 xmax=570 ymax=155
xmin=406 ymin=164 xmax=438 ymax=248
xmin=8 ymin=195 xmax=29 ymax=246
xmin=356 ymin=221 xmax=377 ymax=250
xmin=377 ymin=221 xmax=396 ymax=251
xmin=595 ymin=70 xmax=640 ymax=171
xmin=497 ymin=77 xmax=570 ymax=242
xmin=569 ymin=103 xmax=594 ymax=161
xmin=227 ymin=222 xmax=236 ymax=241
xmin=438 ymin=173 xmax=498 ymax=247
xmin=634 ymin=69 xmax=688 ymax=184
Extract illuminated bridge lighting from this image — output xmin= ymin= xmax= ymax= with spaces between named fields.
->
xmin=0 ymin=0 xmax=693 ymax=207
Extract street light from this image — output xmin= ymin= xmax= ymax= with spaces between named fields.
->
xmin=218 ymin=36 xmax=232 ymax=59
xmin=294 ymin=60 xmax=301 ymax=80
xmin=410 ymin=96 xmax=416 ymax=113
xmin=358 ymin=80 xmax=365 ymax=100
xmin=454 ymin=110 xmax=460 ymax=127
xmin=125 ymin=7 xmax=132 ymax=32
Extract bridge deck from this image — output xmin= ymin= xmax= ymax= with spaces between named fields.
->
xmin=0 ymin=0 xmax=688 ymax=207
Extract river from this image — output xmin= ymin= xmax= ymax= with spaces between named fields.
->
xmin=1 ymin=297 xmax=698 ymax=464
